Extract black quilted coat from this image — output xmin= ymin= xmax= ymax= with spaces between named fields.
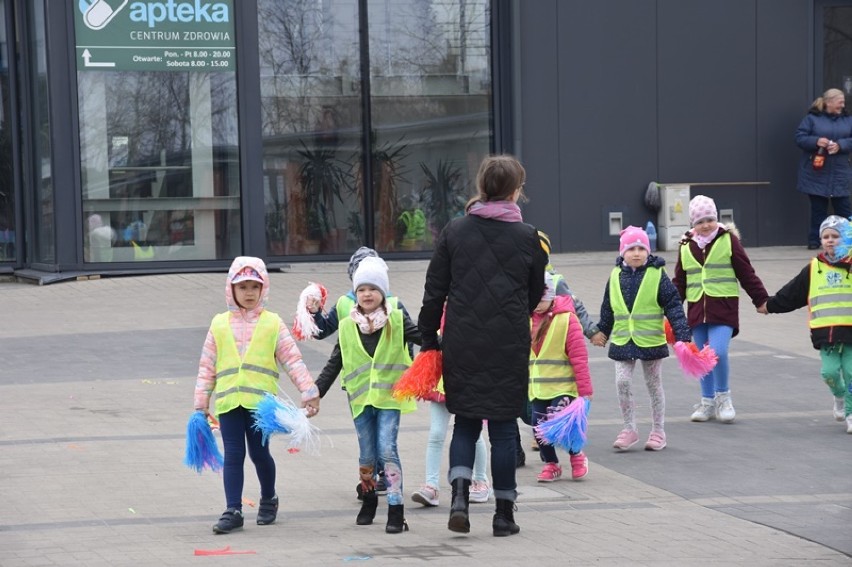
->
xmin=418 ymin=214 xmax=547 ymax=420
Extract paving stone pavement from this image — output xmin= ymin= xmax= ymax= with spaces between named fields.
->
xmin=0 ymin=246 xmax=850 ymax=566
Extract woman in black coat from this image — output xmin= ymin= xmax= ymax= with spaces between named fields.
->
xmin=418 ymin=155 xmax=546 ymax=537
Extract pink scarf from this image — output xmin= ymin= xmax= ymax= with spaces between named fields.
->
xmin=693 ymin=227 xmax=720 ymax=250
xmin=349 ymin=306 xmax=388 ymax=334
xmin=468 ymin=200 xmax=523 ymax=223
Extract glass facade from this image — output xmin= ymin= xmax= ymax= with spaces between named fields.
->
xmin=823 ymin=5 xmax=852 ymax=96
xmin=258 ymin=0 xmax=492 ymax=257
xmin=367 ymin=0 xmax=492 ymax=253
xmin=77 ymin=70 xmax=241 ymax=262
xmin=27 ymin=1 xmax=53 ymax=264
xmin=1 ymin=1 xmax=495 ymax=273
xmin=0 ymin=0 xmax=12 ymax=261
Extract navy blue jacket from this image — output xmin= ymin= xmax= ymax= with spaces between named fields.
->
xmin=597 ymin=255 xmax=691 ymax=361
xmin=796 ymin=110 xmax=852 ymax=197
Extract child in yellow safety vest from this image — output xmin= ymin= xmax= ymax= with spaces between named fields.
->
xmin=596 ymin=226 xmax=691 ymax=451
xmin=315 ymin=256 xmax=422 ymax=534
xmin=193 ymin=256 xmax=320 ymax=534
xmin=672 ymin=195 xmax=768 ymax=424
xmin=530 ymin=272 xmax=594 ymax=481
xmin=758 ymin=215 xmax=852 ymax=434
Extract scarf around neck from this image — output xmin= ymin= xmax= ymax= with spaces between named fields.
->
xmin=693 ymin=227 xmax=721 ymax=250
xmin=468 ymin=200 xmax=523 ymax=223
xmin=349 ymin=305 xmax=389 ymax=334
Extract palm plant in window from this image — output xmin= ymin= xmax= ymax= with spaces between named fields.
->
xmin=297 ymin=141 xmax=351 ymax=241
xmin=417 ymin=159 xmax=467 ymax=240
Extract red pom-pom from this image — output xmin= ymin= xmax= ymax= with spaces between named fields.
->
xmin=664 ymin=318 xmax=675 ymax=345
xmin=393 ymin=350 xmax=442 ymax=400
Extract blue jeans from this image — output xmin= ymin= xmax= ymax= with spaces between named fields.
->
xmin=424 ymin=401 xmax=488 ymax=488
xmin=449 ymin=416 xmax=517 ymax=502
xmin=692 ymin=323 xmax=734 ymax=398
xmin=808 ymin=194 xmax=852 ymax=246
xmin=353 ymin=405 xmax=403 ymax=505
xmin=219 ymin=406 xmax=276 ymax=510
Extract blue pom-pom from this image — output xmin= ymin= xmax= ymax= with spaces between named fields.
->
xmin=535 ymin=398 xmax=590 ymax=453
xmin=183 ymin=411 xmax=223 ymax=474
xmin=253 ymin=394 xmax=296 ymax=445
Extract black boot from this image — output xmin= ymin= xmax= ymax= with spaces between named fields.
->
xmin=256 ymin=495 xmax=279 ymax=525
xmin=356 ymin=490 xmax=378 ymax=525
xmin=385 ymin=504 xmax=409 ymax=534
xmin=492 ymin=498 xmax=520 ymax=537
xmin=447 ymin=477 xmax=471 ymax=533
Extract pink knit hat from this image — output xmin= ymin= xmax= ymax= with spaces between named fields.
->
xmin=619 ymin=226 xmax=650 ymax=256
xmin=689 ymin=195 xmax=718 ymax=226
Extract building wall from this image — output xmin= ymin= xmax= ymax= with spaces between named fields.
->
xmin=518 ymin=0 xmax=811 ymax=252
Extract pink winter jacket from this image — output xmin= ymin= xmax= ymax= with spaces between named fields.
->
xmin=530 ymin=295 xmax=593 ymax=398
xmin=193 ymin=256 xmax=319 ymax=412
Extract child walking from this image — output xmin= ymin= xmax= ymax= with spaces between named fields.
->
xmin=596 ymin=227 xmax=690 ymax=450
xmin=758 ymin=215 xmax=852 ymax=433
xmin=530 ymin=272 xmax=593 ymax=480
xmin=193 ymin=256 xmax=320 ymax=534
xmin=673 ymin=195 xmax=768 ymax=423
xmin=315 ymin=256 xmax=421 ymax=533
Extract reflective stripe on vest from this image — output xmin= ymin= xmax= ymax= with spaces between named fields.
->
xmin=211 ymin=310 xmax=280 ymax=415
xmin=529 ymin=312 xmax=577 ymax=400
xmin=808 ymin=258 xmax=852 ymax=328
xmin=336 ymin=295 xmax=398 ymax=325
xmin=609 ymin=266 xmax=666 ymax=347
xmin=680 ymin=233 xmax=738 ymax=301
xmin=339 ymin=306 xmax=415 ymax=418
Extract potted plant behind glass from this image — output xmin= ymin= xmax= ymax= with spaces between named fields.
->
xmin=297 ymin=140 xmax=351 ymax=252
xmin=417 ymin=159 xmax=467 ymax=243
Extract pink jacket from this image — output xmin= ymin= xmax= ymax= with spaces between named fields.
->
xmin=193 ymin=256 xmax=319 ymax=411
xmin=531 ymin=295 xmax=593 ymax=398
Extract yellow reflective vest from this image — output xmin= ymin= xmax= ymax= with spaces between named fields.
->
xmin=680 ymin=233 xmax=739 ymax=302
xmin=211 ymin=310 xmax=280 ymax=416
xmin=808 ymin=258 xmax=852 ymax=328
xmin=609 ymin=266 xmax=666 ymax=347
xmin=528 ymin=312 xmax=577 ymax=400
xmin=339 ymin=307 xmax=416 ymax=418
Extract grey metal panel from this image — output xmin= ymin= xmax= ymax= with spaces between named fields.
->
xmin=657 ymin=0 xmax=757 ymax=184
xmin=553 ymin=1 xmax=658 ymax=251
xmin=517 ymin=0 xmax=562 ymax=246
xmin=756 ymin=0 xmax=812 ymax=246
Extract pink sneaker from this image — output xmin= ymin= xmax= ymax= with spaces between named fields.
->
xmin=411 ymin=485 xmax=439 ymax=507
xmin=469 ymin=480 xmax=492 ymax=503
xmin=644 ymin=431 xmax=667 ymax=451
xmin=536 ymin=462 xmax=562 ymax=482
xmin=569 ymin=452 xmax=588 ymax=480
xmin=612 ymin=429 xmax=639 ymax=450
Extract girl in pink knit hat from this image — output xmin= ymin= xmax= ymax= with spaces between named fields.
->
xmin=595 ymin=226 xmax=691 ymax=451
xmin=672 ymin=195 xmax=768 ymax=424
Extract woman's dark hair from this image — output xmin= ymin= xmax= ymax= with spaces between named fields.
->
xmin=466 ymin=155 xmax=526 ymax=211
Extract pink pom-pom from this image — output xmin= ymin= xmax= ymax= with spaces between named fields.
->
xmin=673 ymin=341 xmax=718 ymax=380
xmin=393 ymin=350 xmax=442 ymax=400
xmin=292 ymin=282 xmax=328 ymax=341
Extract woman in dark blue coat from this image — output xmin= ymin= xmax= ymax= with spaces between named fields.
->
xmin=796 ymin=88 xmax=852 ymax=249
xmin=418 ymin=155 xmax=546 ymax=538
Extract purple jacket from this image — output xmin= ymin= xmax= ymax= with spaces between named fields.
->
xmin=673 ymin=227 xmax=768 ymax=337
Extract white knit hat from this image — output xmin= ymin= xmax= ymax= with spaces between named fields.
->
xmin=352 ymin=256 xmax=389 ymax=297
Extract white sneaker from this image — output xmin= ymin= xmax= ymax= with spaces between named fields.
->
xmin=469 ymin=480 xmax=492 ymax=503
xmin=715 ymin=392 xmax=736 ymax=423
xmin=411 ymin=485 xmax=439 ymax=507
xmin=846 ymin=415 xmax=852 ymax=434
xmin=834 ymin=397 xmax=845 ymax=421
xmin=690 ymin=398 xmax=715 ymax=422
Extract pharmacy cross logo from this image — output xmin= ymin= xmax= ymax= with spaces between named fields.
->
xmin=79 ymin=0 xmax=130 ymax=30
